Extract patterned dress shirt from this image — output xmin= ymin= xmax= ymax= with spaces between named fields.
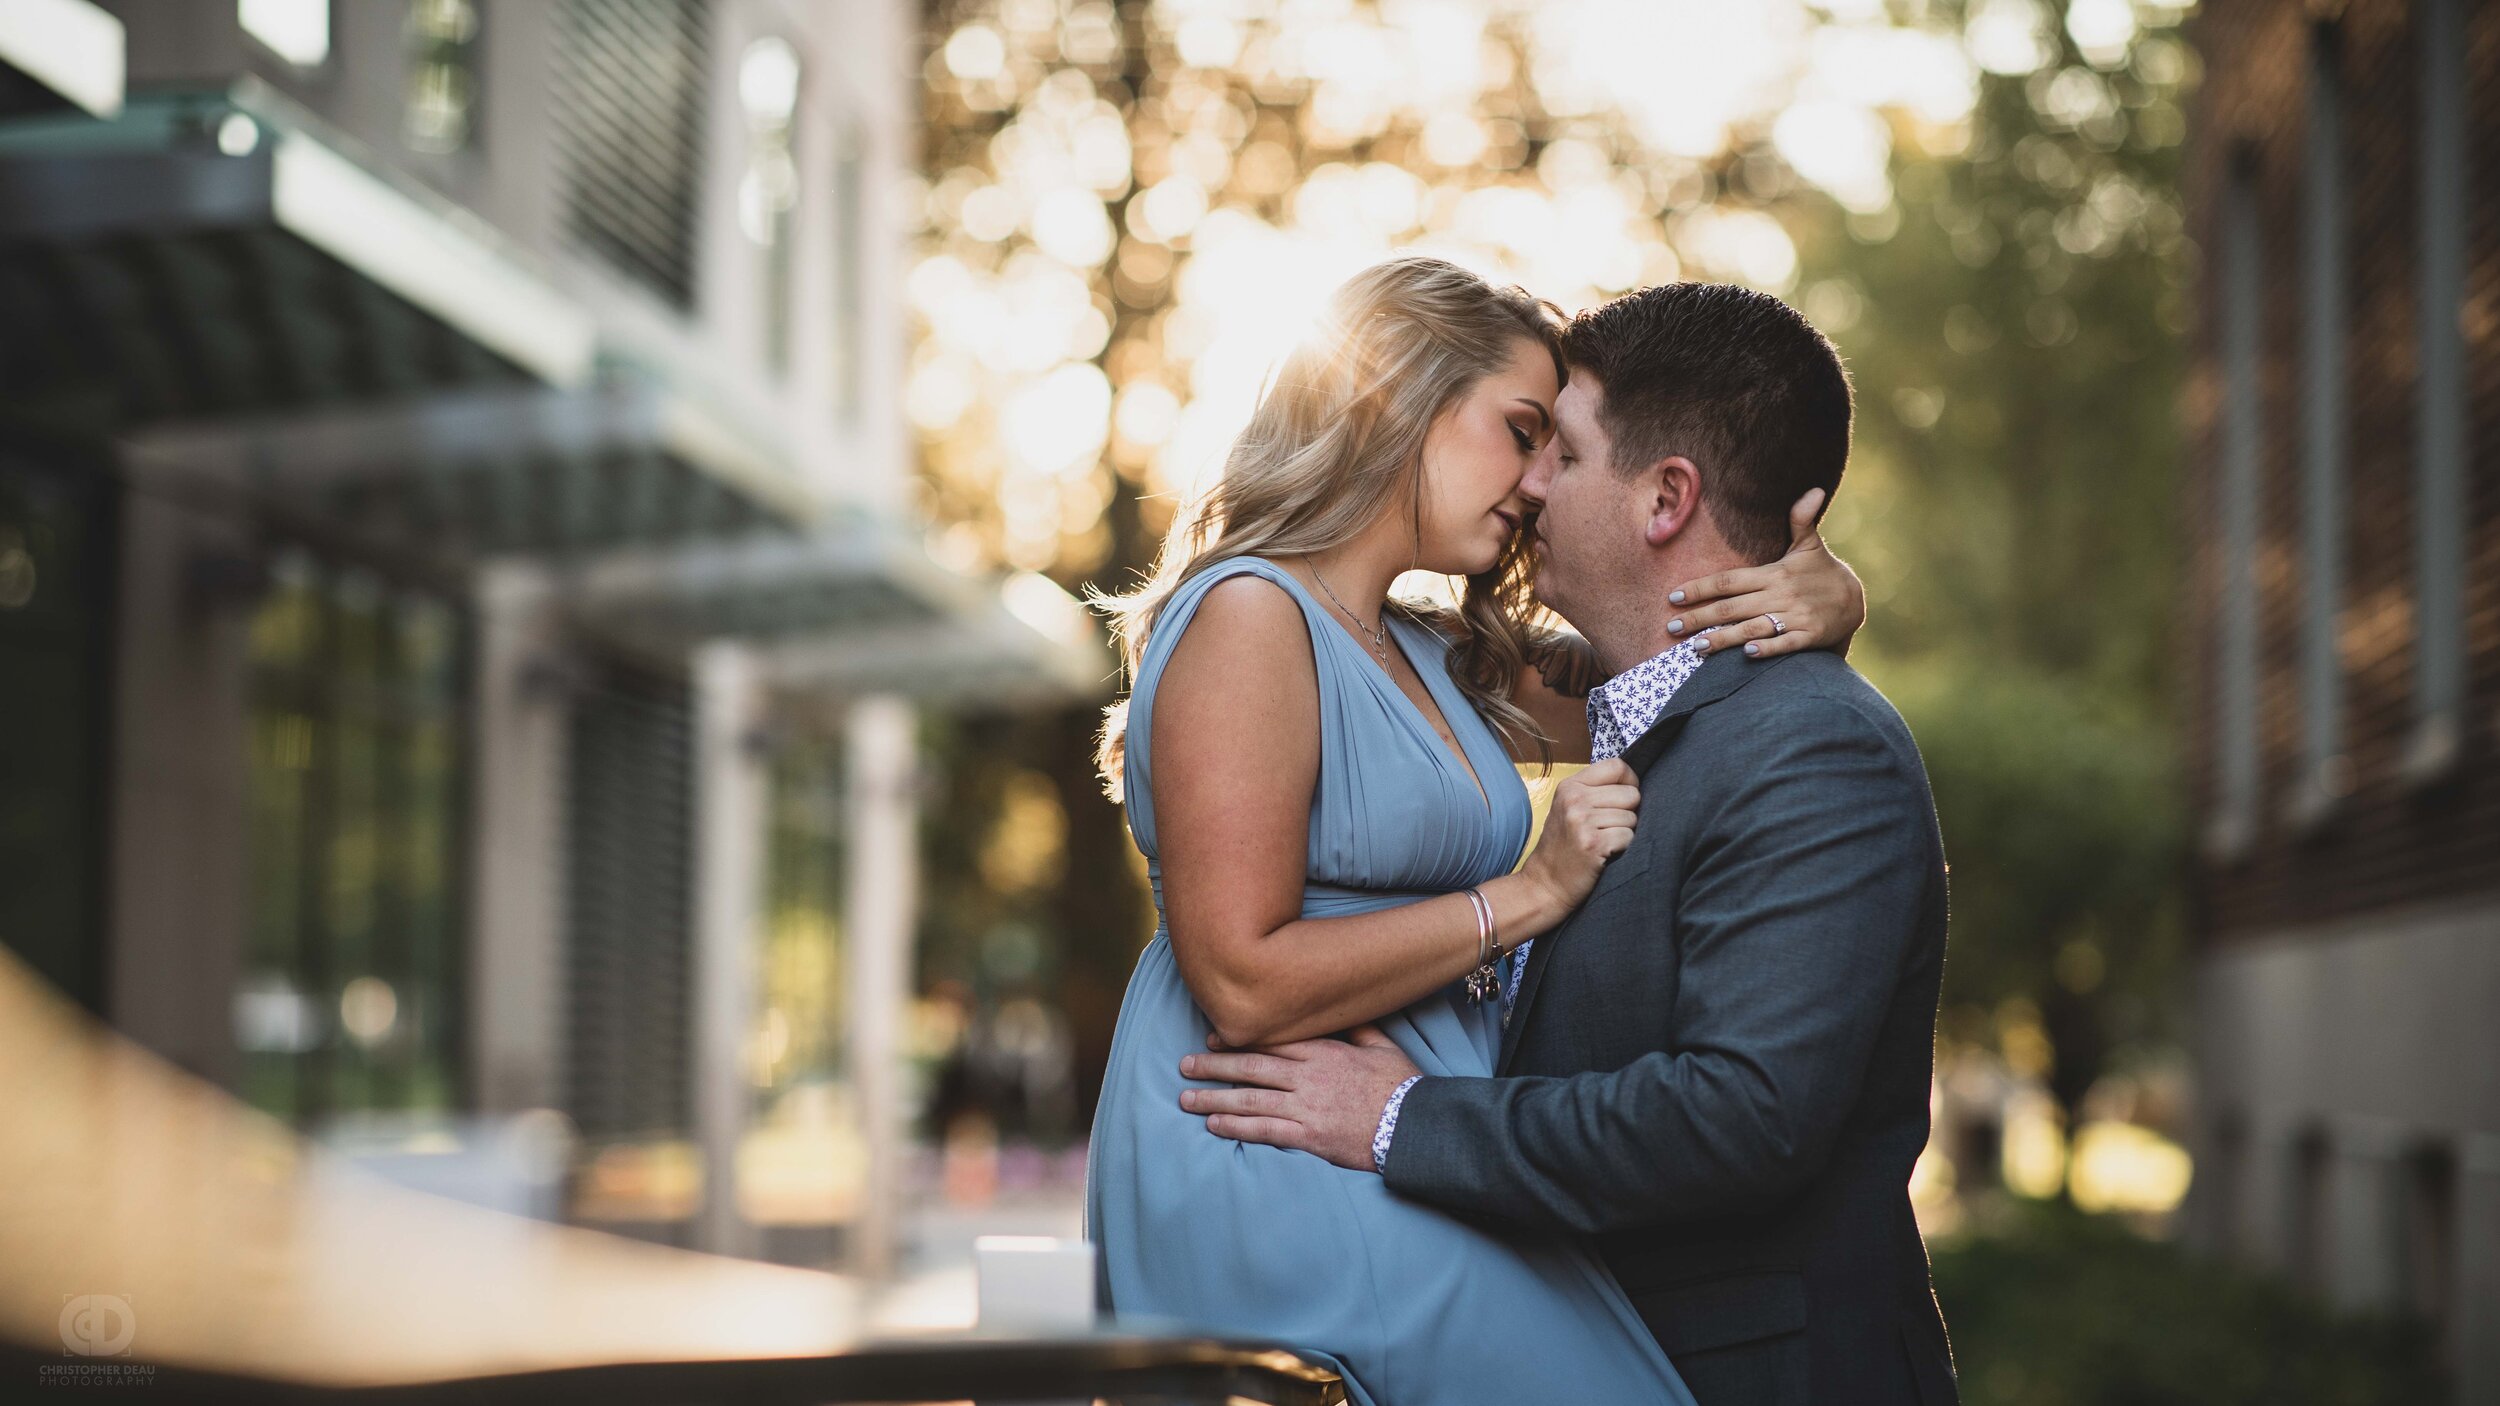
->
xmin=1371 ymin=635 xmax=1710 ymax=1173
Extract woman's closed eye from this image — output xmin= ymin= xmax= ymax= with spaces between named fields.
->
xmin=1510 ymin=423 xmax=1537 ymax=453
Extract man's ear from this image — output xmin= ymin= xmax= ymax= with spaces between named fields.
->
xmin=1641 ymin=456 xmax=1702 ymax=546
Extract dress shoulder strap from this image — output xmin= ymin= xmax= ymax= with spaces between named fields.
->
xmin=1122 ymin=557 xmax=1337 ymax=827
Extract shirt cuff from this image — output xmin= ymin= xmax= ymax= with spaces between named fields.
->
xmin=1370 ymin=1074 xmax=1425 ymax=1174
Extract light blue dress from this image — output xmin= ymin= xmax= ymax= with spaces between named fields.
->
xmin=1085 ymin=557 xmax=1692 ymax=1406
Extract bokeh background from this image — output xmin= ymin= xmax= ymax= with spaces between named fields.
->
xmin=0 ymin=0 xmax=2490 ymax=1401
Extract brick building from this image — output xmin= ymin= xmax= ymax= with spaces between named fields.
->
xmin=2183 ymin=0 xmax=2495 ymax=1394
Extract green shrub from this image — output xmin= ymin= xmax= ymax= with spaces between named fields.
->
xmin=1932 ymin=1205 xmax=2445 ymax=1406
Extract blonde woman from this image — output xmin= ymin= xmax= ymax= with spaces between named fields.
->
xmin=1084 ymin=257 xmax=1863 ymax=1404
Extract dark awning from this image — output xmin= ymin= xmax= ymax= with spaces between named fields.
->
xmin=116 ymin=381 xmax=809 ymax=561
xmin=572 ymin=532 xmax=1110 ymax=707
xmin=0 ymin=85 xmax=593 ymax=429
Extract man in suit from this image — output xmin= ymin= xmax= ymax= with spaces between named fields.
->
xmin=1182 ymin=282 xmax=1958 ymax=1405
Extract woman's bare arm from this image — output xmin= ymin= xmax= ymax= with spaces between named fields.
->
xmin=1151 ymin=576 xmax=1585 ymax=1048
xmin=1506 ymin=633 xmax=1595 ymax=765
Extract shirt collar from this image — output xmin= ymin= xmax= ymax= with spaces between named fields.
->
xmin=1585 ymin=639 xmax=1709 ymax=762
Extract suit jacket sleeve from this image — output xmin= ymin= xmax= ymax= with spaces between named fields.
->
xmin=1381 ymin=694 xmax=1935 ymax=1234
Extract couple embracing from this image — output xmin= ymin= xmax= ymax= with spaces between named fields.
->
xmin=1083 ymin=257 xmax=1958 ymax=1406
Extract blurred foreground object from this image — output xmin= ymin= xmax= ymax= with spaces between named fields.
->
xmin=974 ymin=1235 xmax=1098 ymax=1333
xmin=0 ymin=943 xmax=1340 ymax=1402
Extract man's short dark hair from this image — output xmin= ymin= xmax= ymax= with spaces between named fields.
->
xmin=1562 ymin=282 xmax=1853 ymax=563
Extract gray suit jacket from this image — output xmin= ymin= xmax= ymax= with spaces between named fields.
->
xmin=1384 ymin=649 xmax=1958 ymax=1406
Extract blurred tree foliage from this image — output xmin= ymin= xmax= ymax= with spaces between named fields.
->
xmin=1801 ymin=1 xmax=2198 ymax=1155
xmin=1933 ymin=1204 xmax=2446 ymax=1405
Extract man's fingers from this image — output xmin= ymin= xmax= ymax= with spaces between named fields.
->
xmin=1181 ymin=1086 xmax=1289 ymax=1118
xmin=1205 ymin=1114 xmax=1304 ymax=1149
xmin=1179 ymin=1051 xmax=1298 ymax=1088
xmin=1348 ymin=1024 xmax=1397 ymax=1049
xmin=1205 ymin=1033 xmax=1321 ymax=1056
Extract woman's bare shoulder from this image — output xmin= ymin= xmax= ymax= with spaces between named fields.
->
xmin=1157 ymin=572 xmax=1319 ymax=703
xmin=1151 ymin=571 xmax=1321 ymax=790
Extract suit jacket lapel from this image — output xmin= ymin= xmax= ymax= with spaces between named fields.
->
xmin=1496 ymin=650 xmax=1774 ymax=1074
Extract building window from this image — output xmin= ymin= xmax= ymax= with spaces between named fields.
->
xmin=832 ymin=121 xmax=867 ymax=427
xmin=2206 ymin=1111 xmax=2249 ymax=1259
xmin=2407 ymin=0 xmax=2471 ymax=780
xmin=404 ymin=0 xmax=481 ymax=155
xmin=563 ymin=656 xmax=696 ymax=1188
xmin=2208 ymin=145 xmax=2264 ymax=859
xmin=2291 ymin=22 xmax=2350 ymax=830
xmin=239 ymin=0 xmax=331 ymax=69
xmin=550 ymin=0 xmax=711 ymax=311
xmin=2287 ymin=1126 xmax=2332 ymax=1294
xmin=236 ymin=552 xmax=467 ymax=1128
xmin=2398 ymin=1144 xmax=2460 ymax=1366
xmin=0 ymin=457 xmax=110 ymax=1015
xmin=739 ymin=35 xmax=802 ymax=376
xmin=738 ymin=732 xmax=856 ymax=1232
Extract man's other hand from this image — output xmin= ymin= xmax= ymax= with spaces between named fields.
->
xmin=1179 ymin=1026 xmax=1421 ymax=1172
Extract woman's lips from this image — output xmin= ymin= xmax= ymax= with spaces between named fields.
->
xmin=1494 ymin=509 xmax=1521 ymax=534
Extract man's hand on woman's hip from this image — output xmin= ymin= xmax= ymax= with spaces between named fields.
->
xmin=1181 ymin=1026 xmax=1421 ymax=1173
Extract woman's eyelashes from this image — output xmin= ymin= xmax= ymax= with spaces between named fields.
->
xmin=1509 ymin=422 xmax=1537 ymax=453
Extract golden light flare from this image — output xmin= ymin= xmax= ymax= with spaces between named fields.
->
xmin=910 ymin=0 xmax=2028 ymax=577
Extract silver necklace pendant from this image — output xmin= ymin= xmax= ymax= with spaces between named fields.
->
xmin=1310 ymin=563 xmax=1392 ymax=666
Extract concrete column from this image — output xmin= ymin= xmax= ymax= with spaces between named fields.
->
xmin=463 ymin=563 xmax=569 ymax=1115
xmin=2459 ymin=1135 xmax=2500 ymax=1406
xmin=106 ymin=484 xmax=254 ymax=1090
xmin=844 ymin=695 xmax=917 ymax=1280
xmin=690 ymin=642 xmax=768 ymax=1259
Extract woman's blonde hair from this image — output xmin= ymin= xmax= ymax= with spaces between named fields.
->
xmin=1093 ymin=255 xmax=1566 ymax=798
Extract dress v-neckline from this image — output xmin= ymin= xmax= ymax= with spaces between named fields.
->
xmin=1263 ymin=564 xmax=1492 ymax=814
xmin=1380 ymin=614 xmax=1493 ymax=814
